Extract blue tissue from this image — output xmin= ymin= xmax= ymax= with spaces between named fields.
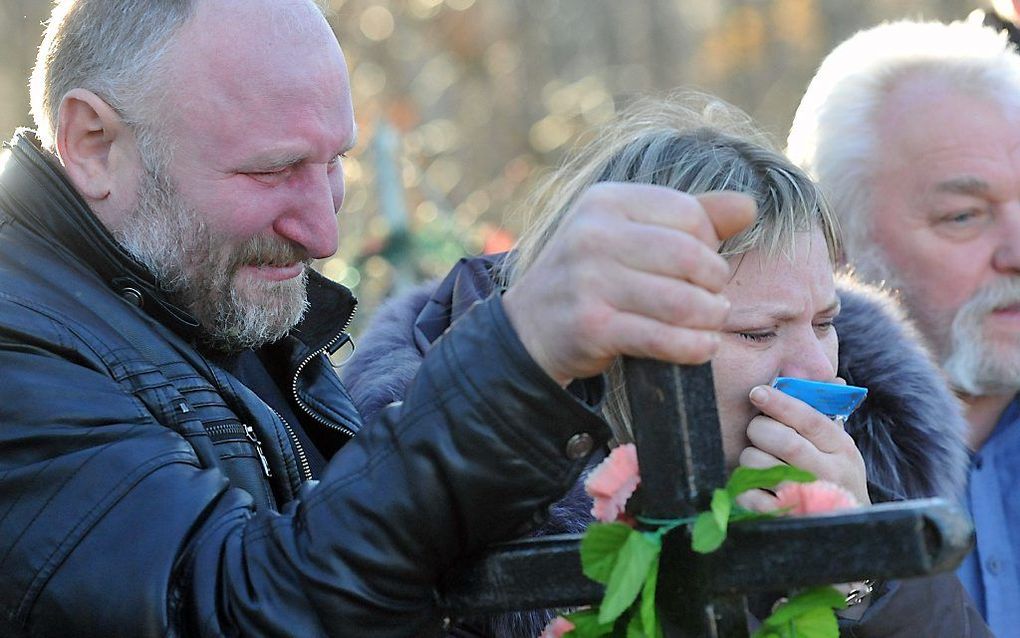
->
xmin=771 ymin=377 xmax=868 ymax=420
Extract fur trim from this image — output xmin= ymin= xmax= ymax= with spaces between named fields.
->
xmin=341 ymin=281 xmax=435 ymax=424
xmin=834 ymin=273 xmax=969 ymax=501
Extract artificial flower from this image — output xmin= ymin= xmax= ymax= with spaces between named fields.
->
xmin=538 ymin=615 xmax=575 ymax=638
xmin=773 ymin=480 xmax=858 ymax=515
xmin=585 ymin=443 xmax=640 ymax=523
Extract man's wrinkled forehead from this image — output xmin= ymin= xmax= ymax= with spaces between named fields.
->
xmin=150 ymin=0 xmax=353 ymax=168
xmin=178 ymin=0 xmax=337 ymax=56
xmin=163 ymin=0 xmax=349 ymax=113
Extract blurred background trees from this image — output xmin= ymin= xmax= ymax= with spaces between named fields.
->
xmin=0 ymin=0 xmax=981 ymax=333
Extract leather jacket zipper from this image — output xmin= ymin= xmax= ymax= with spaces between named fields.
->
xmin=290 ymin=307 xmax=358 ymax=439
xmin=268 ymin=404 xmax=314 ymax=482
xmin=243 ymin=424 xmax=273 ymax=478
xmin=205 ymin=422 xmax=273 ymax=478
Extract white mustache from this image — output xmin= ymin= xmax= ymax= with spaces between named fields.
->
xmin=959 ymin=278 xmax=1020 ymax=318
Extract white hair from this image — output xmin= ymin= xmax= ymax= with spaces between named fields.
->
xmin=787 ymin=20 xmax=1020 ymax=272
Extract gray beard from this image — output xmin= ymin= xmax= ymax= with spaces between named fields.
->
xmin=941 ymin=277 xmax=1020 ymax=396
xmin=114 ymin=167 xmax=310 ymax=352
xmin=853 ymin=250 xmax=1020 ymax=396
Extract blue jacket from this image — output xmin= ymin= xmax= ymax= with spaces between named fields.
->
xmin=0 ymin=131 xmax=610 ymax=637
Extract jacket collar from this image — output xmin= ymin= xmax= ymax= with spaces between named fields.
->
xmin=0 ymin=129 xmax=355 ymax=352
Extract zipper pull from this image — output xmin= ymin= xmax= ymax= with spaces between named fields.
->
xmin=244 ymin=424 xmax=273 ymax=478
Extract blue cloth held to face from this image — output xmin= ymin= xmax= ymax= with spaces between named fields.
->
xmin=771 ymin=377 xmax=868 ymax=420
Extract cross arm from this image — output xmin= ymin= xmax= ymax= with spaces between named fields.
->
xmin=436 ymin=498 xmax=972 ymax=615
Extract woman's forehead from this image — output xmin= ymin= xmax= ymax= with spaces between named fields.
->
xmin=724 ymin=230 xmax=836 ymax=309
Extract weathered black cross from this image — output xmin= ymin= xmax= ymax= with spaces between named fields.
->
xmin=438 ymin=361 xmax=973 ymax=636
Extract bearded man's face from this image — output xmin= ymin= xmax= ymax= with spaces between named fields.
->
xmin=116 ymin=165 xmax=311 ymax=352
xmin=858 ymin=80 xmax=1020 ymax=396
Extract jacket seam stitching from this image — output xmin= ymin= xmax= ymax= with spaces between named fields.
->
xmin=15 ymin=450 xmax=199 ymax=621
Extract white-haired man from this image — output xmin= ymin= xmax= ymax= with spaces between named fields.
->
xmin=0 ymin=1 xmax=754 ymax=635
xmin=789 ymin=19 xmax=1020 ymax=635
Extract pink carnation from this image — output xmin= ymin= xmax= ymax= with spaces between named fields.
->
xmin=538 ymin=616 xmax=575 ymax=638
xmin=585 ymin=443 xmax=640 ymax=523
xmin=774 ymin=480 xmax=859 ymax=515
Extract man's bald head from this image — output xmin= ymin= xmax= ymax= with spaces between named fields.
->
xmin=30 ymin=0 xmax=329 ymax=160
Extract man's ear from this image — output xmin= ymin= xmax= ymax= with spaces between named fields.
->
xmin=55 ymin=89 xmax=139 ymax=204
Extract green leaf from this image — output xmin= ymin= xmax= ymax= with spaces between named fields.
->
xmin=639 ymin=554 xmax=659 ymax=637
xmin=626 ymin=606 xmax=664 ymax=638
xmin=789 ymin=606 xmax=840 ymax=637
xmin=756 ymin=586 xmax=846 ymax=638
xmin=598 ymin=531 xmax=661 ymax=624
xmin=626 ymin=611 xmax=645 ymax=638
xmin=581 ymin=523 xmax=634 ymax=584
xmin=564 ymin=609 xmax=615 ymax=637
xmin=762 ymin=586 xmax=847 ymax=627
xmin=725 ymin=466 xmax=816 ymax=498
xmin=710 ymin=488 xmax=732 ymax=530
xmin=728 ymin=508 xmax=782 ymax=524
xmin=691 ymin=510 xmax=726 ymax=553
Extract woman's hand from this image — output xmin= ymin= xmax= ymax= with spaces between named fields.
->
xmin=735 ymin=383 xmax=870 ymax=511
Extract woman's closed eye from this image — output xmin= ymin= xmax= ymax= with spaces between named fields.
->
xmin=814 ymin=319 xmax=835 ymax=334
xmin=737 ymin=330 xmax=776 ymax=343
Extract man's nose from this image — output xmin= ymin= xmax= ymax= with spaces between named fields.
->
xmin=273 ymin=164 xmax=342 ymax=259
xmin=993 ymin=204 xmax=1020 ymax=274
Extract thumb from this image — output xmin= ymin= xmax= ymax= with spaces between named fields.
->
xmin=696 ymin=191 xmax=757 ymax=244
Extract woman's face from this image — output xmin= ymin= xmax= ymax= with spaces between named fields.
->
xmin=712 ymin=227 xmax=840 ymax=469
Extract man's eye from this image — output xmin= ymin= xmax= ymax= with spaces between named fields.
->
xmin=939 ymin=209 xmax=982 ymax=225
xmin=245 ymin=167 xmax=291 ymax=183
xmin=327 ymin=153 xmax=347 ymax=169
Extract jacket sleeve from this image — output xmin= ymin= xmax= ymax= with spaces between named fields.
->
xmin=267 ymin=295 xmax=611 ymax=635
xmin=839 ymin=572 xmax=992 ymax=637
xmin=0 ymin=294 xmax=609 ymax=637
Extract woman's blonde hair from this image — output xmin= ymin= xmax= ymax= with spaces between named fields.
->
xmin=502 ymin=92 xmax=841 ymax=442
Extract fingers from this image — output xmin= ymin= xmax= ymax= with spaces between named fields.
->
xmin=748 ymin=385 xmax=848 ymax=455
xmin=745 ymin=386 xmax=871 ymax=505
xmin=597 ymin=222 xmax=732 ymax=293
xmin=584 ymin=183 xmax=755 ymax=248
xmin=602 ymin=270 xmax=730 ymax=330
xmin=695 ymin=191 xmax=758 ymax=242
xmin=735 ymin=488 xmax=779 ymax=513
xmin=738 ymin=444 xmax=783 ymax=470
xmin=735 ymin=446 xmax=788 ymax=513
xmin=600 ymin=312 xmax=722 ymax=365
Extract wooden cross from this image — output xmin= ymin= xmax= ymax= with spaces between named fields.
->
xmin=437 ymin=361 xmax=973 ymax=636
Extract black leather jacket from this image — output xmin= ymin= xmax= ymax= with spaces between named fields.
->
xmin=0 ymin=131 xmax=610 ymax=637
